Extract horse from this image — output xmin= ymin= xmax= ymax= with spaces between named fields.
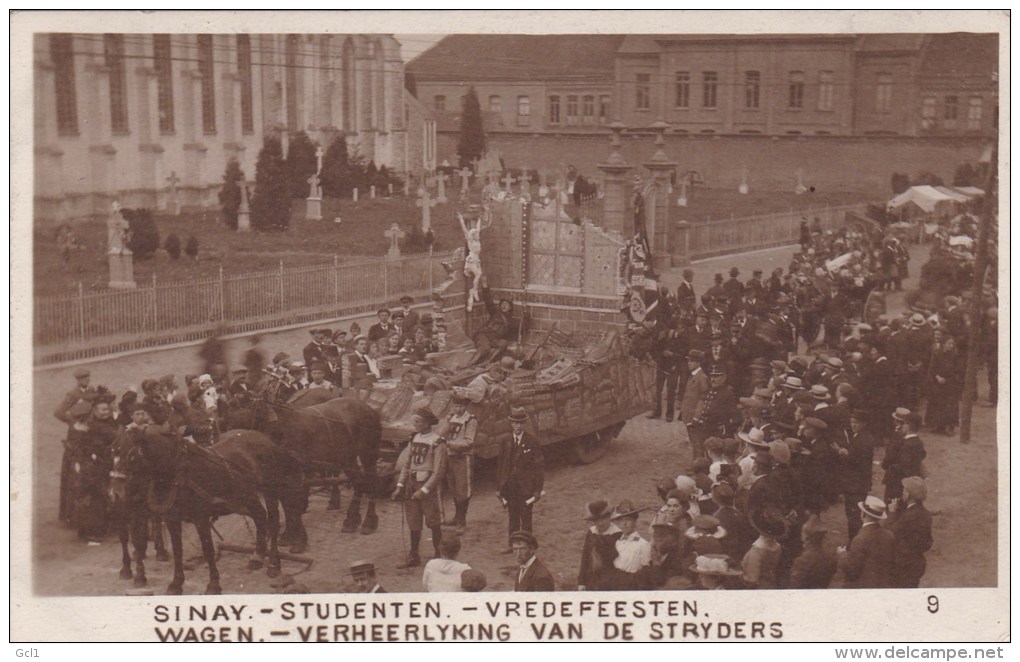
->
xmin=259 ymin=394 xmax=383 ymax=555
xmin=118 ymin=425 xmax=284 ymax=595
xmin=109 ymin=431 xmax=168 ymax=588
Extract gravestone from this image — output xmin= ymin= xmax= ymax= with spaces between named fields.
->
xmin=520 ymin=168 xmax=533 ymax=196
xmin=502 ymin=172 xmax=515 ymax=193
xmin=385 ymin=223 xmax=406 ymax=259
xmin=166 ymin=171 xmax=181 ymax=216
xmin=459 ymin=167 xmax=472 ymax=194
xmin=306 ymin=172 xmax=323 ymax=221
xmin=237 ymin=182 xmax=251 ymax=231
xmin=370 ymin=185 xmax=376 ymax=199
xmin=353 ymin=187 xmax=359 ymax=202
xmin=436 ymin=172 xmax=449 ymax=203
xmin=416 ymin=187 xmax=438 ymax=232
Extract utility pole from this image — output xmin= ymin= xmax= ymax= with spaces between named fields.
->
xmin=958 ymin=147 xmax=997 ymax=444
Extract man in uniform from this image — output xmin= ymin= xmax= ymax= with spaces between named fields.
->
xmin=689 ymin=364 xmax=739 ymax=460
xmin=439 ymin=394 xmax=477 ymax=531
xmin=497 ymin=408 xmax=545 ymax=551
xmin=392 ymin=407 xmax=448 ymax=568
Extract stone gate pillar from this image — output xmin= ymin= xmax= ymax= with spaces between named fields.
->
xmin=597 ymin=121 xmax=633 ymax=239
xmin=643 ymin=120 xmax=678 ymax=271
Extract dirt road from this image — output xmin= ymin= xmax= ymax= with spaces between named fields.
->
xmin=27 ymin=244 xmax=999 ymax=596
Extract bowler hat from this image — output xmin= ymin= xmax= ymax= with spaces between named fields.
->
xmin=584 ymin=500 xmax=614 ymax=521
xmin=749 ymin=508 xmax=789 ymax=538
xmin=309 ymin=362 xmax=326 ymax=373
xmin=508 ymin=407 xmax=529 ymax=422
xmin=73 ymin=367 xmax=91 ymax=379
xmin=850 ymin=408 xmax=870 ymax=421
xmin=347 ymin=560 xmax=376 ymax=576
xmin=413 ymin=407 xmax=439 ymax=427
xmin=509 ymin=530 xmax=539 ymax=548
xmin=858 ymin=495 xmax=888 ymax=520
xmin=802 ymin=417 xmax=828 ymax=431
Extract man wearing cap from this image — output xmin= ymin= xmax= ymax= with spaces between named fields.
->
xmin=303 ymin=328 xmax=333 ymax=381
xmin=392 ymin=407 xmax=448 ymax=567
xmin=348 ymin=560 xmax=386 ymax=594
xmin=886 ymin=476 xmax=933 ymax=588
xmin=690 ymin=365 xmax=739 ymax=459
xmin=789 ymin=514 xmax=836 ymax=589
xmin=882 ymin=409 xmax=926 ymax=502
xmin=438 ymin=395 xmax=477 ymax=531
xmin=54 ymin=367 xmax=98 ymax=426
xmin=510 ymin=531 xmax=554 ymax=591
xmin=680 ymin=350 xmax=710 ymax=438
xmin=399 ymin=295 xmax=420 ymax=338
xmin=839 ymin=495 xmax=896 ymax=589
xmin=577 ymin=500 xmax=622 ymax=591
xmin=347 ymin=336 xmax=376 ymax=401
xmin=497 ymin=408 xmax=545 ymax=550
xmin=367 ymin=308 xmax=395 ymax=343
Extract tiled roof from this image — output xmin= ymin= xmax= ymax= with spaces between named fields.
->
xmin=856 ymin=34 xmax=927 ymax=52
xmin=920 ymin=33 xmax=998 ymax=79
xmin=406 ymin=34 xmax=625 ymax=81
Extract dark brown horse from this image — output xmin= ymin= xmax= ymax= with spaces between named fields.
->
xmin=110 ymin=432 xmax=168 ymax=588
xmin=265 ymin=394 xmax=383 ymax=555
xmin=118 ymin=426 xmax=286 ymax=594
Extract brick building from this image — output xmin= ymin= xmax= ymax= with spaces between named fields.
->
xmin=34 ymin=33 xmax=434 ymax=223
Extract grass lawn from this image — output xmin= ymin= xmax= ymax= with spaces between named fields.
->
xmin=34 ymin=185 xmax=871 ymax=298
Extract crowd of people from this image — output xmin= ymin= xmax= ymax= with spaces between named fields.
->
xmin=51 ymin=216 xmax=995 ymax=593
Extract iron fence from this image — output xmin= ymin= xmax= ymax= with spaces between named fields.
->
xmin=34 ymin=250 xmax=461 ymax=364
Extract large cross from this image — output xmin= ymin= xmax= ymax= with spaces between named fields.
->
xmin=416 ymin=187 xmax=438 ymax=232
xmin=459 ymin=166 xmax=472 ymax=194
xmin=502 ymin=172 xmax=515 ymax=193
xmin=384 ymin=223 xmax=406 ymax=257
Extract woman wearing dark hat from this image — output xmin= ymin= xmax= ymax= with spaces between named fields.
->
xmin=392 ymin=407 xmax=448 ymax=568
xmin=73 ymin=397 xmax=121 ymax=542
xmin=742 ymin=507 xmax=786 ymax=589
xmin=577 ymin=500 xmax=622 ymax=591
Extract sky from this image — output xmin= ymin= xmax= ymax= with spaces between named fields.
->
xmin=394 ymin=34 xmax=445 ymax=62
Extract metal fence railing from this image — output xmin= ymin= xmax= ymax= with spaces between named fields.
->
xmin=683 ymin=203 xmax=868 ymax=260
xmin=34 ymin=250 xmax=462 ymax=364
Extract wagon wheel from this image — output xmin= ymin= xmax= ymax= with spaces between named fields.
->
xmin=571 ymin=423 xmax=625 ymax=465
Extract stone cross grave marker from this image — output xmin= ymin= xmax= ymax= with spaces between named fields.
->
xmin=520 ymin=168 xmax=533 ymax=196
xmin=459 ymin=167 xmax=472 ymax=194
xmin=238 ymin=182 xmax=251 ymax=231
xmin=436 ymin=172 xmax=449 ymax=203
xmin=417 ymin=187 xmax=438 ymax=232
xmin=502 ymin=172 xmax=515 ymax=193
xmin=385 ymin=223 xmax=406 ymax=259
xmin=306 ymin=172 xmax=322 ymax=220
xmin=315 ymin=146 xmax=324 ymax=173
xmin=166 ymin=171 xmax=181 ymax=215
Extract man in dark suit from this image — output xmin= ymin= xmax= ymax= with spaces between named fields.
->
xmin=679 ymin=350 xmax=711 ymax=458
xmin=511 ymin=530 xmax=555 ymax=592
xmin=497 ymin=408 xmax=545 ymax=550
xmin=399 ymin=295 xmax=420 ymax=339
xmin=837 ymin=409 xmax=876 ymax=542
xmin=367 ymin=307 xmax=395 ymax=343
xmin=723 ymin=267 xmax=743 ymax=303
xmin=886 ymin=476 xmax=933 ymax=588
xmin=303 ymin=328 xmax=332 ymax=381
xmin=882 ymin=409 xmax=926 ymax=502
xmin=839 ymin=496 xmax=896 ymax=588
xmin=789 ymin=514 xmax=837 ymax=589
xmin=676 ymin=269 xmax=697 ymax=313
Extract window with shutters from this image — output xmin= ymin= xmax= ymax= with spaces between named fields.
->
xmin=104 ymin=34 xmax=128 ymax=134
xmin=744 ymin=71 xmax=760 ymax=109
xmin=788 ymin=71 xmax=804 ymax=109
xmin=702 ymin=71 xmax=718 ymax=108
xmin=548 ymin=95 xmax=560 ymax=125
xmin=198 ymin=35 xmax=216 ymax=134
xmin=636 ymin=73 xmax=651 ymax=110
xmin=675 ymin=71 xmax=690 ymax=108
xmin=51 ymin=34 xmax=78 ymax=135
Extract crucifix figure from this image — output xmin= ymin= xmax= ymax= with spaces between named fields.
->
xmin=107 ymin=201 xmax=130 ymax=254
xmin=315 ymin=146 xmax=324 ymax=174
xmin=458 ymin=166 xmax=472 ymax=194
xmin=436 ymin=172 xmax=449 ymax=203
xmin=417 ymin=187 xmax=438 ymax=232
xmin=458 ymin=211 xmax=490 ymax=312
xmin=307 ymin=172 xmax=321 ymax=199
xmin=520 ymin=168 xmax=533 ymax=196
xmin=166 ymin=171 xmax=181 ymax=215
xmin=501 ymin=172 xmax=515 ymax=193
xmin=385 ymin=223 xmax=406 ymax=259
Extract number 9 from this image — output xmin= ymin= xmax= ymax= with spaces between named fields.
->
xmin=927 ymin=595 xmax=939 ymax=613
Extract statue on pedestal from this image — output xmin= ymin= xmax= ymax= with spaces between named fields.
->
xmin=106 ymin=201 xmax=131 ymax=255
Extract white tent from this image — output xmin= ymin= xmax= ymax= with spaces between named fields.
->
xmin=934 ymin=186 xmax=973 ymax=203
xmin=887 ymin=185 xmax=955 ymax=213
